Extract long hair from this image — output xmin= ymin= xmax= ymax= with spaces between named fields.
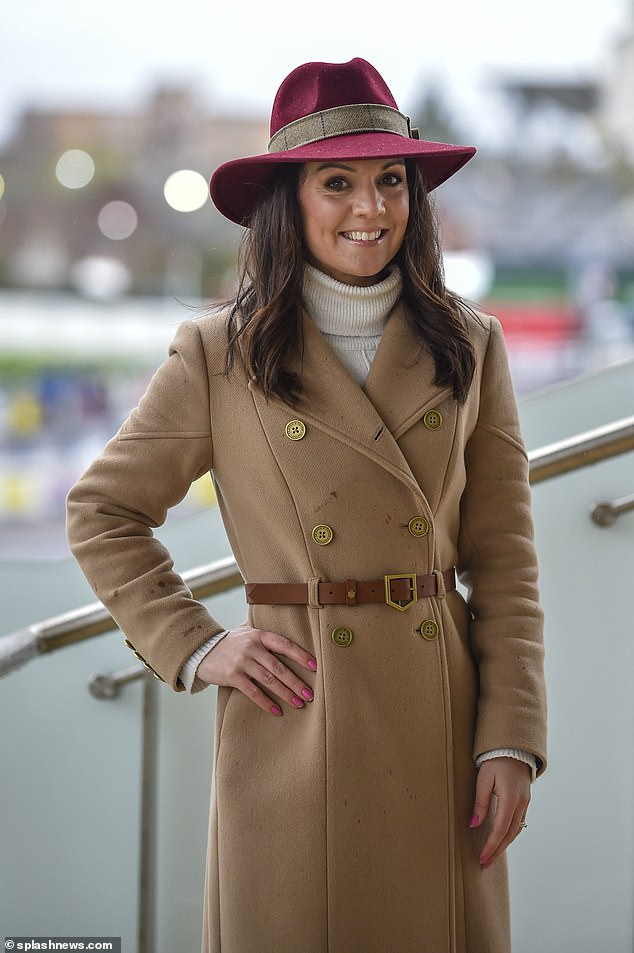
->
xmin=225 ymin=160 xmax=477 ymax=405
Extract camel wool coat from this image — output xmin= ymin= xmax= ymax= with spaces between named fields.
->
xmin=66 ymin=302 xmax=547 ymax=953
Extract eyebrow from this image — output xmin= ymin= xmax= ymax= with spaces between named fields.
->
xmin=313 ymin=159 xmax=406 ymax=173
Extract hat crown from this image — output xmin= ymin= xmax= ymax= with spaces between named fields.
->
xmin=270 ymin=58 xmax=399 ymax=138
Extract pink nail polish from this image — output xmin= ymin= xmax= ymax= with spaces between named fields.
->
xmin=271 ymin=704 xmax=282 ymax=716
xmin=301 ymin=688 xmax=314 ymax=701
xmin=480 ymin=854 xmax=489 ymax=866
xmin=291 ymin=695 xmax=304 ymax=708
xmin=308 ymin=658 xmax=318 ymax=671
xmin=482 ymin=859 xmax=492 ymax=870
xmin=470 ymin=814 xmax=479 ymax=828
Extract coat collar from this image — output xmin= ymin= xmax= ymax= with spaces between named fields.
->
xmin=298 ymin=300 xmax=451 ymax=438
xmin=273 ymin=302 xmax=452 ymax=494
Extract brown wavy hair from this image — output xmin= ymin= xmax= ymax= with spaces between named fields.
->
xmin=225 ymin=159 xmax=478 ymax=405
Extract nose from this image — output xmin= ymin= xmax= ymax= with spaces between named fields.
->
xmin=352 ymin=183 xmax=386 ymax=218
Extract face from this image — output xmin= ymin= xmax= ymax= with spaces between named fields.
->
xmin=297 ymin=157 xmax=409 ymax=286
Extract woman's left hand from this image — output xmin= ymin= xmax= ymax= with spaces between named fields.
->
xmin=470 ymin=757 xmax=531 ymax=869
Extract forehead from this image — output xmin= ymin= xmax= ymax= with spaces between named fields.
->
xmin=302 ymin=157 xmax=406 ymax=176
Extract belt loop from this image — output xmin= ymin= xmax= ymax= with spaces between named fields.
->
xmin=434 ymin=569 xmax=447 ymax=599
xmin=308 ymin=577 xmax=322 ymax=609
xmin=345 ymin=579 xmax=357 ymax=607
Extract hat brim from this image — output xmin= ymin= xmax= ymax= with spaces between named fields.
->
xmin=209 ymin=131 xmax=476 ymax=225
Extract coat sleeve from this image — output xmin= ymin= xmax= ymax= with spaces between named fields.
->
xmin=66 ymin=320 xmax=225 ymax=691
xmin=457 ymin=316 xmax=547 ymax=775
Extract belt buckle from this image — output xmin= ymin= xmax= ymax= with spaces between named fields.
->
xmin=384 ymin=573 xmax=417 ymax=612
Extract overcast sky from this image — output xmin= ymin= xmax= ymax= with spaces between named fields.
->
xmin=0 ymin=0 xmax=630 ymax=146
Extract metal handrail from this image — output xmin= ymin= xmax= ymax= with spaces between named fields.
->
xmin=0 ymin=555 xmax=243 ymax=678
xmin=528 ymin=415 xmax=634 ymax=484
xmin=1 ymin=414 xmax=633 ymax=677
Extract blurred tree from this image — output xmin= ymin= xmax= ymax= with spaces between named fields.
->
xmin=409 ymin=85 xmax=465 ymax=144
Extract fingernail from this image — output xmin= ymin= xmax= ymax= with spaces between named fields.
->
xmin=480 ymin=854 xmax=490 ymax=866
xmin=308 ymin=658 xmax=318 ymax=671
xmin=301 ymin=688 xmax=314 ymax=701
xmin=470 ymin=814 xmax=479 ymax=828
xmin=291 ymin=695 xmax=304 ymax=708
xmin=482 ymin=859 xmax=493 ymax=870
xmin=271 ymin=704 xmax=282 ymax=716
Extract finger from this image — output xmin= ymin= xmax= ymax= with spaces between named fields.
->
xmin=470 ymin=769 xmax=494 ymax=829
xmin=479 ymin=791 xmax=518 ymax=865
xmin=234 ymin=673 xmax=285 ymax=716
xmin=253 ymin=646 xmax=315 ymax=703
xmin=481 ymin=804 xmax=527 ymax=867
xmin=259 ymin=629 xmax=318 ymax=673
xmin=246 ymin=658 xmax=311 ymax=710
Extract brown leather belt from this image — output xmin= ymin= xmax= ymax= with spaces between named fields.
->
xmin=246 ymin=568 xmax=455 ymax=612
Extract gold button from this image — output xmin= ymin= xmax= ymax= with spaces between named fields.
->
xmin=423 ymin=409 xmax=442 ymax=431
xmin=124 ymin=638 xmax=134 ymax=649
xmin=312 ymin=524 xmax=333 ymax=545
xmin=419 ymin=619 xmax=439 ymax=641
xmin=332 ymin=626 xmax=353 ymax=647
xmin=133 ymin=651 xmax=144 ymax=661
xmin=153 ymin=672 xmax=164 ymax=681
xmin=285 ymin=419 xmax=306 ymax=441
xmin=408 ymin=516 xmax=429 ymax=537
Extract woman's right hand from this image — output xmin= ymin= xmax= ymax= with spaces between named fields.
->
xmin=195 ymin=624 xmax=317 ymax=715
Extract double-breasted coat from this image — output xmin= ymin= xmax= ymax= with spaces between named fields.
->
xmin=67 ymin=302 xmax=547 ymax=953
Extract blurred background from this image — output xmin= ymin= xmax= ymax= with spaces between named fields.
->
xmin=1 ymin=0 xmax=634 ymax=556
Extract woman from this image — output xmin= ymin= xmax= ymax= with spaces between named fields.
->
xmin=67 ymin=58 xmax=547 ymax=953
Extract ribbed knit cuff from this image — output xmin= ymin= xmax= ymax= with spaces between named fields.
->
xmin=179 ymin=631 xmax=230 ymax=693
xmin=476 ymin=748 xmax=538 ymax=783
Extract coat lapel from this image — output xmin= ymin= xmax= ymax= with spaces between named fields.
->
xmin=279 ymin=305 xmax=451 ymax=495
xmin=363 ymin=302 xmax=452 ymax=441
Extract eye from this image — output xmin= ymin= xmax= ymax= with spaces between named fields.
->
xmin=380 ymin=172 xmax=404 ymax=186
xmin=324 ymin=177 xmax=349 ymax=192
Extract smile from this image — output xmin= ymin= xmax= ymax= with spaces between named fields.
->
xmin=341 ymin=229 xmax=386 ymax=243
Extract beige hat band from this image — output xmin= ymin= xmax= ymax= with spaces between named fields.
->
xmin=268 ymin=103 xmax=418 ymax=153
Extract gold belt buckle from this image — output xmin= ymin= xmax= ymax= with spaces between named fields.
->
xmin=384 ymin=573 xmax=418 ymax=612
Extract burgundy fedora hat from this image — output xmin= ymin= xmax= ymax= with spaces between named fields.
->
xmin=209 ymin=58 xmax=476 ymax=226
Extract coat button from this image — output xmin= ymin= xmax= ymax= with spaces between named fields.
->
xmin=332 ymin=626 xmax=353 ymax=646
xmin=423 ymin=409 xmax=442 ymax=431
xmin=312 ymin=524 xmax=333 ymax=545
xmin=285 ymin=419 xmax=306 ymax=440
xmin=408 ymin=516 xmax=429 ymax=537
xmin=124 ymin=638 xmax=134 ymax=650
xmin=419 ymin=619 xmax=439 ymax=640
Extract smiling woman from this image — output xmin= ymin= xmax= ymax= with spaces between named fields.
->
xmin=298 ymin=158 xmax=409 ymax=285
xmin=66 ymin=57 xmax=547 ymax=953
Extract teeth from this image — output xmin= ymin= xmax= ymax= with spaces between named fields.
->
xmin=345 ymin=230 xmax=382 ymax=241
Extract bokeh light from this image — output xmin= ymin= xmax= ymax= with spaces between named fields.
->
xmin=55 ymin=149 xmax=95 ymax=189
xmin=97 ymin=200 xmax=138 ymax=240
xmin=69 ymin=255 xmax=132 ymax=299
xmin=443 ymin=250 xmax=495 ymax=301
xmin=0 ymin=173 xmax=5 ymax=200
xmin=163 ymin=169 xmax=208 ymax=212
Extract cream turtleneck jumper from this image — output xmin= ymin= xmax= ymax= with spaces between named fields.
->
xmin=179 ymin=264 xmax=536 ymax=779
xmin=301 ymin=262 xmax=402 ymax=383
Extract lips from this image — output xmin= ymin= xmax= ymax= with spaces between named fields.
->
xmin=341 ymin=229 xmax=385 ymax=242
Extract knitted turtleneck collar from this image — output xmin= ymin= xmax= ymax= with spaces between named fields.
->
xmin=302 ymin=263 xmax=403 ymax=337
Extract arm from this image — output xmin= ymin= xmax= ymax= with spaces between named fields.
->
xmin=67 ymin=319 xmax=318 ymax=708
xmin=66 ymin=321 xmax=223 ymax=690
xmin=457 ymin=317 xmax=547 ymax=865
xmin=457 ymin=316 xmax=547 ymax=773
